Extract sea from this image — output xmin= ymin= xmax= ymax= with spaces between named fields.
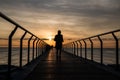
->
xmin=0 ymin=47 xmax=34 ymax=67
xmin=63 ymin=48 xmax=120 ymax=65
xmin=0 ymin=47 xmax=120 ymax=67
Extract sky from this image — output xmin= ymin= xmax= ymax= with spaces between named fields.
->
xmin=0 ymin=0 xmax=120 ymax=45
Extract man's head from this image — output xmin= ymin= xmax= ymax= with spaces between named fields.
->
xmin=58 ymin=30 xmax=61 ymax=34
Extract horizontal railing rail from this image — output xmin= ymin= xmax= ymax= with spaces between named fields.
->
xmin=0 ymin=12 xmax=38 ymax=38
xmin=0 ymin=12 xmax=50 ymax=79
xmin=63 ymin=29 xmax=120 ymax=70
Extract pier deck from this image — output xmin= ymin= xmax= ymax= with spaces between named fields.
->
xmin=24 ymin=48 xmax=119 ymax=80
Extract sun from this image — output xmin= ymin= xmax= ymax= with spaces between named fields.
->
xmin=48 ymin=36 xmax=52 ymax=41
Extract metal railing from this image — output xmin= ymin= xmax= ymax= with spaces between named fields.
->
xmin=63 ymin=29 xmax=120 ymax=70
xmin=0 ymin=12 xmax=50 ymax=78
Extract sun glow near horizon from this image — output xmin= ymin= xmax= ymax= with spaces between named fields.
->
xmin=48 ymin=36 xmax=53 ymax=41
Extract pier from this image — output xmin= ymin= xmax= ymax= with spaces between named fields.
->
xmin=0 ymin=12 xmax=120 ymax=80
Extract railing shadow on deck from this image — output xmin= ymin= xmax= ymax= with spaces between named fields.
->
xmin=63 ymin=29 xmax=120 ymax=72
xmin=0 ymin=12 xmax=51 ymax=79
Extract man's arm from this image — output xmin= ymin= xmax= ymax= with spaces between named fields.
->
xmin=54 ymin=35 xmax=56 ymax=41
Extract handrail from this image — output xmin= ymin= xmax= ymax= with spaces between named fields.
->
xmin=0 ymin=12 xmax=40 ymax=39
xmin=0 ymin=12 xmax=50 ymax=79
xmin=79 ymin=29 xmax=120 ymax=41
xmin=63 ymin=29 xmax=120 ymax=70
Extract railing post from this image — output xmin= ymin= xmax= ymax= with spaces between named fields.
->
xmin=43 ymin=42 xmax=46 ymax=53
xmin=41 ymin=41 xmax=44 ymax=54
xmin=78 ymin=41 xmax=82 ymax=57
xmin=40 ymin=41 xmax=43 ymax=54
xmin=28 ymin=35 xmax=33 ymax=63
xmin=112 ymin=33 xmax=119 ymax=70
xmin=70 ymin=43 xmax=72 ymax=53
xmin=8 ymin=26 xmax=18 ymax=78
xmin=71 ymin=43 xmax=74 ymax=53
xmin=73 ymin=42 xmax=76 ymax=55
xmin=32 ymin=37 xmax=37 ymax=60
xmin=39 ymin=40 xmax=42 ymax=55
xmin=36 ymin=39 xmax=40 ymax=58
xmin=20 ymin=31 xmax=27 ymax=68
xmin=38 ymin=41 xmax=41 ymax=56
xmin=83 ymin=40 xmax=87 ymax=59
xmin=89 ymin=38 xmax=93 ymax=61
xmin=75 ymin=41 xmax=79 ymax=56
xmin=98 ymin=36 xmax=103 ymax=64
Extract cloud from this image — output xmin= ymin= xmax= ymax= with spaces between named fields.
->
xmin=0 ymin=0 xmax=120 ymax=41
xmin=1 ymin=0 xmax=120 ymax=20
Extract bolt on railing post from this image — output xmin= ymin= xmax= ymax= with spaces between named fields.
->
xmin=32 ymin=37 xmax=37 ymax=60
xmin=75 ymin=41 xmax=79 ymax=56
xmin=89 ymin=38 xmax=93 ymax=61
xmin=28 ymin=35 xmax=33 ymax=63
xmin=112 ymin=33 xmax=119 ymax=70
xmin=36 ymin=39 xmax=40 ymax=58
xmin=20 ymin=31 xmax=27 ymax=68
xmin=78 ymin=41 xmax=82 ymax=57
xmin=98 ymin=36 xmax=103 ymax=64
xmin=83 ymin=40 xmax=87 ymax=59
xmin=8 ymin=26 xmax=18 ymax=78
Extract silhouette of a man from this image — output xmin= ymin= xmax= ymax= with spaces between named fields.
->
xmin=54 ymin=30 xmax=63 ymax=57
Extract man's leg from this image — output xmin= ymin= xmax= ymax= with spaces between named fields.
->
xmin=59 ymin=49 xmax=61 ymax=56
xmin=56 ymin=49 xmax=58 ymax=56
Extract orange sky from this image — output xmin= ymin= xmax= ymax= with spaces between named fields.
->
xmin=0 ymin=0 xmax=120 ymax=46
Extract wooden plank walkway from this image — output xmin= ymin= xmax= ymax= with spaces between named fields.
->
xmin=24 ymin=48 xmax=119 ymax=80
